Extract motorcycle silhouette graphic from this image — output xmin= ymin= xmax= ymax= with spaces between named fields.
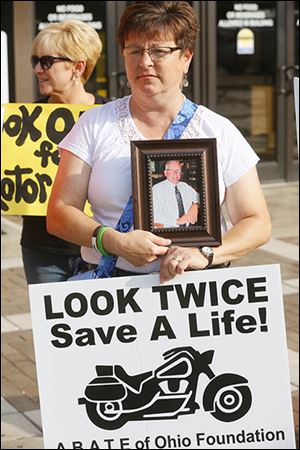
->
xmin=78 ymin=346 xmax=252 ymax=430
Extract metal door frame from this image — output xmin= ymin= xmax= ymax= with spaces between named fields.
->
xmin=106 ymin=1 xmax=127 ymax=99
xmin=282 ymin=0 xmax=298 ymax=181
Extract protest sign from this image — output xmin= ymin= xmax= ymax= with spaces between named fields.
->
xmin=1 ymin=103 xmax=97 ymax=215
xmin=28 ymin=264 xmax=295 ymax=449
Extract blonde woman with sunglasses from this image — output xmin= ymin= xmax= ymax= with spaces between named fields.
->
xmin=21 ymin=20 xmax=110 ymax=284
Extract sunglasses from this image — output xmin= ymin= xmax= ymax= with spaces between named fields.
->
xmin=31 ymin=55 xmax=73 ymax=70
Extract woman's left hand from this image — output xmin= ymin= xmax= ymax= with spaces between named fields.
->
xmin=159 ymin=246 xmax=208 ymax=283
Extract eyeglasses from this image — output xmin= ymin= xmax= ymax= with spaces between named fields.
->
xmin=166 ymin=169 xmax=182 ymax=174
xmin=31 ymin=55 xmax=73 ymax=70
xmin=123 ymin=46 xmax=181 ymax=62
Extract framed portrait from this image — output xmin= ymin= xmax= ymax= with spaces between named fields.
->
xmin=131 ymin=138 xmax=221 ymax=247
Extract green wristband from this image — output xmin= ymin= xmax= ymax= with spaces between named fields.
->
xmin=96 ymin=226 xmax=113 ymax=256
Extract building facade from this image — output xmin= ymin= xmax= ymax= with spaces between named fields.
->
xmin=2 ymin=1 xmax=299 ymax=181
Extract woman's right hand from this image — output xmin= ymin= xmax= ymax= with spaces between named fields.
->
xmin=102 ymin=229 xmax=171 ymax=266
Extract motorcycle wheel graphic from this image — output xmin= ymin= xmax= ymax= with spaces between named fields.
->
xmin=85 ymin=401 xmax=127 ymax=430
xmin=203 ymin=373 xmax=252 ymax=422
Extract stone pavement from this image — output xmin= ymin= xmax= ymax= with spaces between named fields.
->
xmin=1 ymin=182 xmax=299 ymax=449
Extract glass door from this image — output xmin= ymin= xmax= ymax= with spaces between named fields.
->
xmin=215 ymin=1 xmax=299 ymax=181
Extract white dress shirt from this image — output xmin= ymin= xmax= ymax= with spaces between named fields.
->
xmin=152 ymin=179 xmax=199 ymax=227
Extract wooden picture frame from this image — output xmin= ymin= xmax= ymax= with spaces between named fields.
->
xmin=131 ymin=139 xmax=222 ymax=247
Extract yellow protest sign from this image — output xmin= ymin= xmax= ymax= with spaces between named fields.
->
xmin=1 ymin=103 xmax=98 ymax=215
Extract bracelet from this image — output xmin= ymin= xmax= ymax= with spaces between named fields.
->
xmin=92 ymin=225 xmax=102 ymax=253
xmin=96 ymin=226 xmax=113 ymax=256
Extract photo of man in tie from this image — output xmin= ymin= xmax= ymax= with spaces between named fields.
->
xmin=152 ymin=160 xmax=200 ymax=228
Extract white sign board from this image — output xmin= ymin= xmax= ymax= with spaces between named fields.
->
xmin=29 ymin=264 xmax=295 ymax=449
xmin=1 ymin=31 xmax=9 ymax=130
xmin=1 ymin=31 xmax=9 ymax=103
xmin=294 ymin=77 xmax=299 ymax=152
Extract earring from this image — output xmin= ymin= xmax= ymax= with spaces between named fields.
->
xmin=72 ymin=73 xmax=80 ymax=85
xmin=182 ymin=74 xmax=189 ymax=88
xmin=126 ymin=80 xmax=131 ymax=89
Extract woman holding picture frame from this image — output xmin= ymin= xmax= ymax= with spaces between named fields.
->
xmin=47 ymin=1 xmax=271 ymax=283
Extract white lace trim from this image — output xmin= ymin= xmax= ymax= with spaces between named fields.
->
xmin=181 ymin=105 xmax=204 ymax=139
xmin=115 ymin=96 xmax=141 ymax=144
xmin=115 ymin=96 xmax=204 ymax=142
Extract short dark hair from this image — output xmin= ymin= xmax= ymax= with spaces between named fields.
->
xmin=117 ymin=1 xmax=199 ymax=52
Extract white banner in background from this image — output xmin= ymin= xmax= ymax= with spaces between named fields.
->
xmin=294 ymin=77 xmax=299 ymax=152
xmin=1 ymin=31 xmax=9 ymax=104
xmin=29 ymin=264 xmax=295 ymax=449
xmin=1 ymin=31 xmax=9 ymax=131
